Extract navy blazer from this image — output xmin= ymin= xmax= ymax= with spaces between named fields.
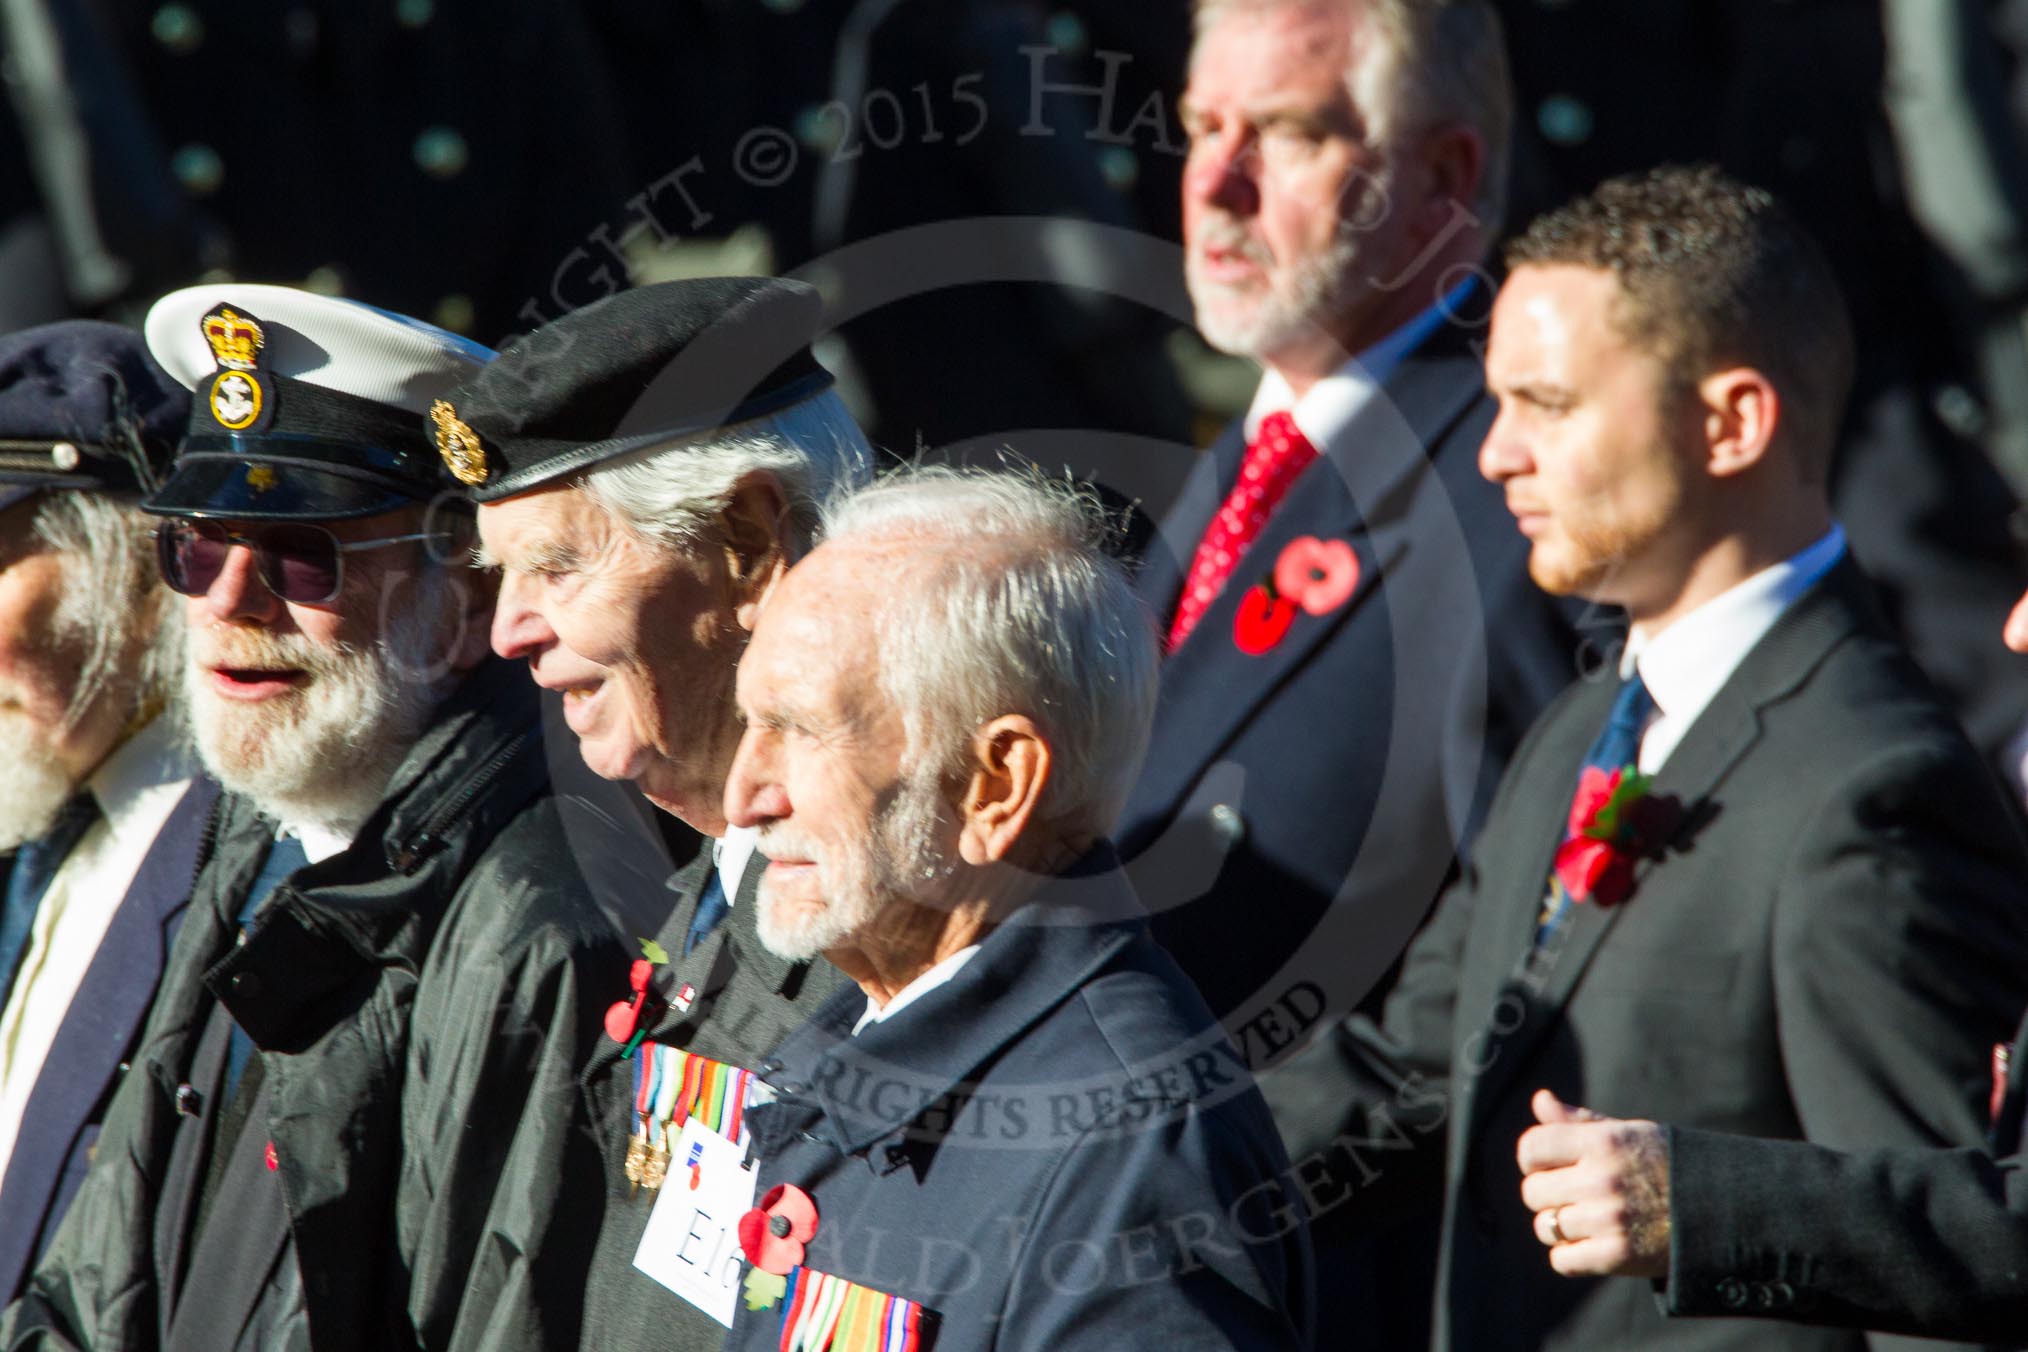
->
xmin=1122 ymin=320 xmax=1591 ymax=1030
xmin=726 ymin=853 xmax=1314 ymax=1350
xmin=0 ymin=776 xmax=217 ymax=1300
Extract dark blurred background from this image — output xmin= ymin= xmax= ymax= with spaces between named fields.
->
xmin=5 ymin=0 xmax=2028 ymax=770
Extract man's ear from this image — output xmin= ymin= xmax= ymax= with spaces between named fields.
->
xmin=956 ymin=715 xmax=1051 ymax=866
xmin=1698 ymin=367 xmax=1781 ymax=479
xmin=1408 ymin=123 xmax=1486 ymax=243
xmin=720 ymin=471 xmax=793 ymax=633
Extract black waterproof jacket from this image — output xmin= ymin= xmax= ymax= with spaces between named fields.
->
xmin=0 ymin=657 xmax=630 ymax=1351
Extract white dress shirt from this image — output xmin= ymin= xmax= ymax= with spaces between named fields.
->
xmin=0 ymin=717 xmax=197 ymax=1171
xmin=1242 ymin=276 xmax=1479 ymax=447
xmin=851 ymin=944 xmax=982 ymax=1036
xmin=715 ymin=823 xmax=759 ymax=905
xmin=1622 ymin=526 xmax=1848 ymax=773
xmin=281 ymin=819 xmax=353 ymax=865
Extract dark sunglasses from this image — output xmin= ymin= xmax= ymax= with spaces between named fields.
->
xmin=155 ymin=519 xmax=450 ymax=605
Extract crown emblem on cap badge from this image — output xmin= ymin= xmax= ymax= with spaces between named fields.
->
xmin=202 ymin=307 xmax=264 ymax=371
xmin=431 ymin=400 xmax=488 ymax=486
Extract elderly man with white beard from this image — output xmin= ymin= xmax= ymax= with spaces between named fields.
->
xmin=0 ymin=322 xmax=213 ymax=1305
xmin=1 ymin=286 xmax=630 ymax=1352
xmin=715 ymin=468 xmax=1313 ymax=1350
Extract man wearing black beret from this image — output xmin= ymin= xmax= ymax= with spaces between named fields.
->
xmin=1 ymin=285 xmax=634 ymax=1352
xmin=0 ymin=322 xmax=215 ymax=1304
xmin=444 ymin=276 xmax=871 ymax=1347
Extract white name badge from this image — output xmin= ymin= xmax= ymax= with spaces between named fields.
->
xmin=631 ymin=1117 xmax=759 ymax=1327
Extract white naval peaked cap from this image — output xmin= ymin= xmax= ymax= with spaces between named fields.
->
xmin=143 ymin=281 xmax=494 ymax=410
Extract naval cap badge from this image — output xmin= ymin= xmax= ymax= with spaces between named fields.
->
xmin=201 ymin=305 xmax=264 ymax=371
xmin=200 ymin=304 xmax=271 ymax=432
xmin=431 ymin=400 xmax=488 ymax=486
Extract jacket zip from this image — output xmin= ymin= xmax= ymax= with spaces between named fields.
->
xmin=384 ymin=726 xmax=536 ymax=873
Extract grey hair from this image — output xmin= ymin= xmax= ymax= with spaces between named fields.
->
xmin=1191 ymin=0 xmax=1511 ymax=233
xmin=34 ymin=492 xmax=178 ymax=731
xmin=818 ymin=465 xmax=1161 ymax=843
xmin=582 ymin=388 xmax=874 ymax=557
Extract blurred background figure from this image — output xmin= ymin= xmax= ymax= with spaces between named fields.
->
xmin=0 ymin=320 xmax=207 ymax=1303
xmin=0 ymin=0 xmax=1194 ymax=460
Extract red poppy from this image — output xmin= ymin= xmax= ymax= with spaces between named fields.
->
xmin=739 ymin=1184 xmax=819 ymax=1276
xmin=603 ymin=958 xmax=657 ymax=1043
xmin=1233 ymin=583 xmax=1298 ymax=655
xmin=1554 ymin=766 xmax=1673 ymax=906
xmin=1554 ymin=833 xmax=1638 ymax=907
xmin=1273 ymin=536 xmax=1359 ymax=616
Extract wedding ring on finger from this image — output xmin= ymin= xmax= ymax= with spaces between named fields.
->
xmin=1546 ymin=1207 xmax=1569 ymax=1245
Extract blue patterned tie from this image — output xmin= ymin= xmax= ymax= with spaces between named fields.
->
xmin=0 ymin=793 xmax=102 ymax=1006
xmin=1534 ymin=674 xmax=1655 ymax=949
xmin=684 ymin=868 xmax=730 ymax=957
xmin=222 ymin=834 xmax=309 ymax=1099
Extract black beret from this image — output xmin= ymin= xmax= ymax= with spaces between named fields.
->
xmin=0 ymin=320 xmax=188 ymax=513
xmin=432 ymin=277 xmax=835 ymax=503
xmin=140 ymin=283 xmax=495 ymax=522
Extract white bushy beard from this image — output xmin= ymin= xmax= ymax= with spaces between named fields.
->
xmin=0 ymin=708 xmax=80 ymax=852
xmin=753 ymin=764 xmax=958 ymax=963
xmin=183 ymin=569 xmax=464 ymax=837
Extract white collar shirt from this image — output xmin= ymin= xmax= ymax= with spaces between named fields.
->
xmin=851 ymin=945 xmax=983 ymax=1037
xmin=715 ymin=823 xmax=759 ymax=906
xmin=1621 ymin=526 xmax=1848 ymax=773
xmin=1242 ymin=277 xmax=1478 ymax=448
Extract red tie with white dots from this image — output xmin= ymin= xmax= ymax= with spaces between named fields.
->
xmin=1167 ymin=410 xmax=1319 ymax=651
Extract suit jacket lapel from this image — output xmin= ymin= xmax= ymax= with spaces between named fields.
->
xmin=1466 ymin=561 xmax=1869 ymax=1123
xmin=0 ymin=778 xmax=216 ymax=1296
xmin=1134 ymin=335 xmax=1487 ymax=823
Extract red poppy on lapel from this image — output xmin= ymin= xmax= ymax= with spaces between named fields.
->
xmin=741 ymin=1183 xmax=820 ymax=1275
xmin=1274 ymin=536 xmax=1359 ymax=615
xmin=1233 ymin=584 xmax=1297 ymax=655
xmin=1554 ymin=766 xmax=1676 ymax=906
xmin=603 ymin=957 xmax=658 ymax=1043
xmin=1232 ymin=536 xmax=1361 ymax=655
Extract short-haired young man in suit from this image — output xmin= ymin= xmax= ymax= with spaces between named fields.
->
xmin=1275 ymin=165 xmax=2028 ymax=1351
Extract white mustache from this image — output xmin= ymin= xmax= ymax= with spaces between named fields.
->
xmin=1192 ymin=216 xmax=1274 ymax=269
xmin=755 ymin=824 xmax=823 ymax=869
xmin=190 ymin=627 xmax=341 ymax=676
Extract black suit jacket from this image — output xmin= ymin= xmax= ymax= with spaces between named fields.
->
xmin=1275 ymin=559 xmax=2028 ymax=1350
xmin=1123 ymin=319 xmax=1589 ymax=1030
xmin=0 ymin=775 xmax=216 ymax=1303
xmin=1660 ymin=1000 xmax=2028 ymax=1343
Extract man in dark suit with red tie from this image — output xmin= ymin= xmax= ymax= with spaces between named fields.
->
xmin=1128 ymin=0 xmax=1583 ymax=1028
xmin=1131 ymin=6 xmax=1584 ymax=1340
xmin=1277 ymin=164 xmax=2028 ymax=1350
